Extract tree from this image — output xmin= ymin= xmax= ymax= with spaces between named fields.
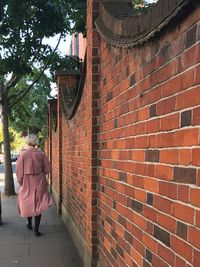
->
xmin=9 ymin=70 xmax=52 ymax=135
xmin=9 ymin=54 xmax=81 ymax=144
xmin=0 ymin=0 xmax=82 ymax=195
xmin=132 ymin=0 xmax=157 ymax=14
xmin=60 ymin=0 xmax=87 ymax=36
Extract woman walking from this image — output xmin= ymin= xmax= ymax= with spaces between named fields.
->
xmin=16 ymin=134 xmax=52 ymax=236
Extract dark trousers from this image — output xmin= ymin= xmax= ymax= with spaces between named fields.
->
xmin=27 ymin=215 xmax=41 ymax=232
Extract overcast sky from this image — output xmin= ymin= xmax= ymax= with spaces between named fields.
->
xmin=44 ymin=35 xmax=71 ymax=56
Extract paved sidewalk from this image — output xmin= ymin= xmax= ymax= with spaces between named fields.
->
xmin=0 ymin=196 xmax=83 ymax=267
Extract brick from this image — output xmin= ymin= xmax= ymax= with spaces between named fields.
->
xmin=146 ymin=221 xmax=153 ymax=235
xmin=160 ymin=113 xmax=179 ymax=131
xmin=155 ymin=165 xmax=173 ymax=181
xmin=175 ymin=128 xmax=199 ymax=146
xmin=156 ymin=132 xmax=174 ymax=148
xmin=150 ymin=61 xmax=176 ymax=87
xmin=146 ymin=118 xmax=160 ymax=133
xmin=143 ymin=206 xmax=157 ymax=223
xmin=194 ymin=249 xmax=200 ymax=267
xmin=196 ymin=210 xmax=200 ymax=228
xmin=197 ymin=169 xmax=200 ymax=186
xmin=158 ymin=213 xmax=176 ymax=233
xmin=134 ymin=188 xmax=146 ymax=203
xmin=106 ymin=91 xmax=113 ymax=102
xmin=149 ymin=104 xmax=156 ymax=117
xmin=145 ymin=249 xmax=152 ymax=263
xmin=127 ymin=198 xmax=143 ymax=214
xmin=135 ymin=163 xmax=148 ymax=176
xmin=157 ymin=96 xmax=176 ymax=115
xmin=193 ymin=106 xmax=200 ymax=125
xmin=177 ymin=185 xmax=189 ymax=202
xmin=188 ymin=226 xmax=200 ymax=250
xmin=145 ymin=150 xmax=160 ymax=162
xmin=179 ymin=149 xmax=192 ymax=165
xmin=177 ymin=87 xmax=200 ymax=110
xmin=130 ymin=73 xmax=136 ymax=87
xmin=138 ymin=107 xmax=149 ymax=121
xmin=171 ymin=236 xmax=193 ymax=262
xmin=142 ymin=233 xmax=157 ymax=253
xmin=174 ymin=256 xmax=187 ymax=267
xmin=144 ymin=177 xmax=159 ymax=193
xmin=147 ymin=164 xmax=154 ymax=177
xmin=178 ymin=45 xmax=199 ymax=72
xmin=190 ymin=188 xmax=200 ymax=207
xmin=160 ymin=149 xmax=178 ymax=164
xmin=196 ymin=64 xmax=200 ymax=84
xmin=124 ymin=231 xmax=133 ymax=245
xmin=173 ymin=166 xmax=196 ymax=184
xmin=159 ymin=181 xmax=177 ymax=199
xmin=172 ymin=202 xmax=194 ymax=224
xmin=161 ymin=75 xmax=183 ymax=98
xmin=147 ymin=193 xmax=153 ymax=206
xmin=130 ymin=224 xmax=143 ymax=243
xmin=134 ymin=122 xmax=146 ymax=135
xmin=119 ymin=172 xmax=127 ymax=183
xmin=176 ymin=221 xmax=188 ymax=241
xmin=116 ymin=244 xmax=124 ymax=258
xmin=131 ymin=247 xmax=143 ymax=267
xmin=154 ymin=195 xmax=172 ymax=214
xmin=182 ymin=68 xmax=195 ymax=90
xmin=154 ymin=225 xmax=170 ymax=247
xmin=132 ymin=150 xmax=145 ymax=162
xmin=157 ymin=244 xmax=175 ymax=266
xmin=192 ymin=148 xmax=200 ymax=166
xmin=152 ymin=254 xmax=169 ymax=267
xmin=185 ymin=25 xmax=197 ymax=49
xmin=181 ymin=110 xmax=192 ymax=127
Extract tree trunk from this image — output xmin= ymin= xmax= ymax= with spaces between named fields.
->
xmin=2 ymin=93 xmax=15 ymax=196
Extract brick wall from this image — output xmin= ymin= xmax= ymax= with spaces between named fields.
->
xmin=48 ymin=0 xmax=101 ymax=259
xmin=46 ymin=1 xmax=200 ymax=266
xmin=97 ymin=4 xmax=200 ymax=267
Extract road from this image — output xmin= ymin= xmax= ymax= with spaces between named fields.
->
xmin=0 ymin=162 xmax=19 ymax=194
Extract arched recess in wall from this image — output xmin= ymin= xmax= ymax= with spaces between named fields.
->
xmin=60 ymin=53 xmax=87 ymax=120
xmin=50 ymin=98 xmax=58 ymax=132
xmin=95 ymin=0 xmax=199 ymax=48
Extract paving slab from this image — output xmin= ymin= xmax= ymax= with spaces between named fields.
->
xmin=0 ymin=196 xmax=83 ymax=267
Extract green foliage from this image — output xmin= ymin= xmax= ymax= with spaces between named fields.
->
xmin=48 ymin=53 xmax=83 ymax=79
xmin=0 ymin=125 xmax=25 ymax=152
xmin=0 ymin=1 xmax=71 ymax=77
xmin=9 ymin=128 xmax=25 ymax=152
xmin=0 ymin=0 xmax=86 ymax=195
xmin=9 ymin=69 xmax=52 ymax=138
xmin=0 ymin=1 xmax=85 ymax=150
xmin=61 ymin=0 xmax=87 ymax=36
xmin=132 ymin=0 xmax=157 ymax=14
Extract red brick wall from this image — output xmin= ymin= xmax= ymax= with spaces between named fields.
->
xmin=49 ymin=0 xmax=101 ymax=258
xmin=97 ymin=6 xmax=200 ymax=267
xmin=51 ymin=124 xmax=59 ymax=197
xmin=46 ymin=2 xmax=200 ymax=267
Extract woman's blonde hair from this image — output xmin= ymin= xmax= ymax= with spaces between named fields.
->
xmin=25 ymin=134 xmax=39 ymax=147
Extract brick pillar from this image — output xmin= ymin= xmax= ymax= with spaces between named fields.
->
xmin=86 ymin=0 xmax=100 ymax=266
xmin=47 ymin=99 xmax=56 ymax=193
xmin=56 ymin=74 xmax=64 ymax=214
xmin=55 ymin=71 xmax=81 ymax=215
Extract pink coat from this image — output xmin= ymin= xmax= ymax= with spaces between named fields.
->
xmin=16 ymin=147 xmax=52 ymax=217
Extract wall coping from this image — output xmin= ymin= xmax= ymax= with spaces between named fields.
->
xmin=95 ymin=0 xmax=199 ymax=48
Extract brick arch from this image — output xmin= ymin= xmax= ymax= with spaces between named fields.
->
xmin=96 ymin=0 xmax=199 ymax=48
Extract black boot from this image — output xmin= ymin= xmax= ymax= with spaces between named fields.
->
xmin=27 ymin=217 xmax=32 ymax=230
xmin=34 ymin=215 xmax=41 ymax=237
